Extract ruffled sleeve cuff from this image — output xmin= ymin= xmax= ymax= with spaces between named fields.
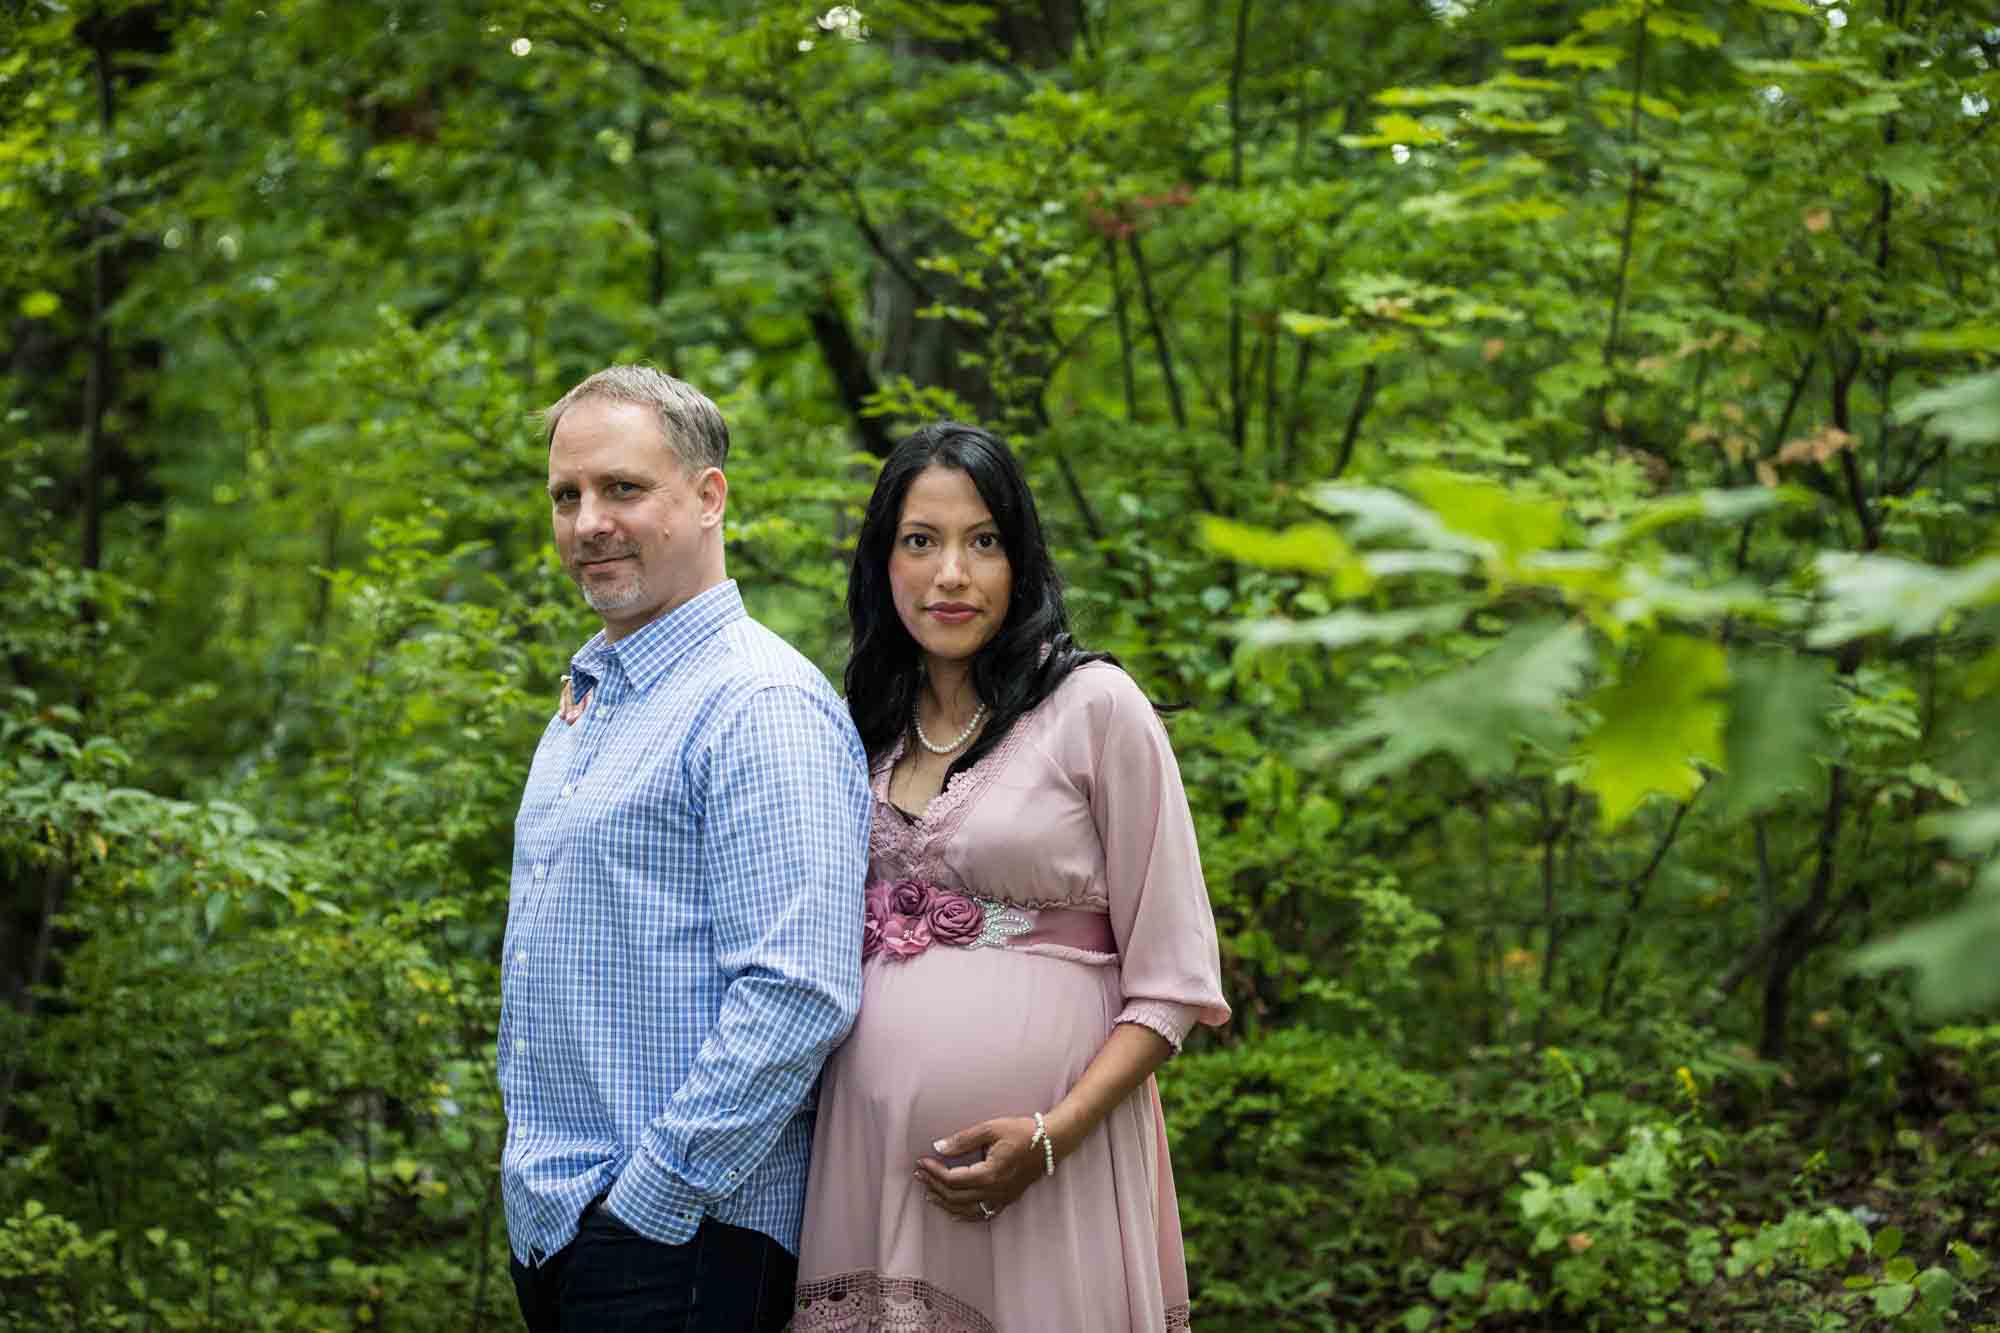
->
xmin=1115 ymin=999 xmax=1201 ymax=1053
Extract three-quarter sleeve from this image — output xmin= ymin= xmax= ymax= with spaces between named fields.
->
xmin=1079 ymin=668 xmax=1231 ymax=1048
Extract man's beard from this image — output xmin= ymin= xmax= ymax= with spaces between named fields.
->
xmin=581 ymin=571 xmax=648 ymax=613
xmin=570 ymin=547 xmax=647 ymax=613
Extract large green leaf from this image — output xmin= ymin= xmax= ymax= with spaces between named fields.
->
xmin=1324 ymin=620 xmax=1592 ymax=788
xmin=1230 ymin=602 xmax=1473 ymax=650
xmin=1403 ymin=468 xmax=1568 ymax=569
xmin=1811 ymin=554 xmax=2000 ymax=645
xmin=1579 ymin=633 xmax=1728 ymax=827
xmin=1850 ymin=888 xmax=2000 ymax=1018
xmin=1897 ymin=370 xmax=2000 ymax=447
xmin=1710 ymin=653 xmax=1837 ymax=822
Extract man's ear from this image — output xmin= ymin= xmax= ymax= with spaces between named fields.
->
xmin=696 ymin=467 xmax=728 ymax=529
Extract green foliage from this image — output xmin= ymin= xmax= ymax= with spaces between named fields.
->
xmin=6 ymin=0 xmax=2000 ymax=1328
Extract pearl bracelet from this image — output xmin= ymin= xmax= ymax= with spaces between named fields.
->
xmin=1029 ymin=1111 xmax=1055 ymax=1177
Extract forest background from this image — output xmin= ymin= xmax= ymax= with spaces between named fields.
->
xmin=4 ymin=0 xmax=1999 ymax=1328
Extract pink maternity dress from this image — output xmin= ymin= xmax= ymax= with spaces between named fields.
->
xmin=793 ymin=663 xmax=1231 ymax=1332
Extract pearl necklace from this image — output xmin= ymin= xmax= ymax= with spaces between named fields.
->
xmin=913 ymin=698 xmax=988 ymax=755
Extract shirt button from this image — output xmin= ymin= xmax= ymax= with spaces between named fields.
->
xmin=560 ymin=783 xmax=574 ymax=798
xmin=514 ymin=950 xmax=527 ymax=964
xmin=513 ymin=1039 xmax=527 ymax=1055
xmin=599 ymin=709 xmax=614 ymax=723
xmin=533 ymin=863 xmax=546 ymax=879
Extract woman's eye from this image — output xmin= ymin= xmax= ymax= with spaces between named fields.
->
xmin=902 ymin=533 xmax=932 ymax=549
xmin=974 ymin=533 xmax=1000 ymax=551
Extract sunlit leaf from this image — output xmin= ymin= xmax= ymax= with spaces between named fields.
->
xmin=1579 ymin=634 xmax=1728 ymax=827
xmin=1404 ymin=467 xmax=1568 ymax=567
xmin=1278 ymin=311 xmax=1342 ymax=338
xmin=1200 ymin=517 xmax=1370 ymax=596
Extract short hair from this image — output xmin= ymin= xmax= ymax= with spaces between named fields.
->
xmin=543 ymin=365 xmax=730 ymax=472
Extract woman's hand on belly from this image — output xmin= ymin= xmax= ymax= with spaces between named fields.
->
xmin=915 ymin=1115 xmax=1045 ymax=1222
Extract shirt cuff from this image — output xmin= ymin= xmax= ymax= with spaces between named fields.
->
xmin=603 ymin=1148 xmax=705 ymax=1246
xmin=1115 ymin=999 xmax=1200 ymax=1053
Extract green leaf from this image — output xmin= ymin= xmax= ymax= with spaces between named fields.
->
xmin=1873 ymin=1225 xmax=1904 ymax=1260
xmin=1882 ymin=1256 xmax=1917 ymax=1283
xmin=1644 ymin=11 xmax=1722 ymax=47
xmin=1402 ymin=1305 xmax=1437 ymax=1331
xmin=1580 ymin=634 xmax=1727 ymax=827
xmin=1711 ymin=654 xmax=1836 ymax=821
xmin=1824 ymin=91 xmax=1903 ymax=124
xmin=1589 ymin=486 xmax=1797 ymax=551
xmin=1324 ymin=620 xmax=1591 ymax=787
xmin=1871 ymin=1282 xmax=1914 ymax=1317
xmin=1850 ymin=890 xmax=2000 ymax=1018
xmin=1898 ymin=371 xmax=2000 ymax=446
xmin=1403 ymin=468 xmax=1567 ymax=567
xmin=1811 ymin=554 xmax=2000 ymax=645
xmin=1278 ymin=311 xmax=1341 ymax=338
xmin=1902 ymin=326 xmax=2000 ymax=354
xmin=1874 ymin=143 xmax=1945 ymax=196
xmin=1309 ymin=485 xmax=1485 ymax=554
xmin=1950 ymin=1241 xmax=1989 ymax=1279
xmin=1229 ymin=603 xmax=1472 ymax=651
xmin=18 ymin=290 xmax=59 ymax=318
xmin=1505 ymin=43 xmax=1626 ymax=70
xmin=1200 ymin=516 xmax=1370 ymax=595
xmin=1914 ymin=1266 xmax=1956 ymax=1308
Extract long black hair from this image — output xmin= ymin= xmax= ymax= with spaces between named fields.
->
xmin=844 ymin=422 xmax=1110 ymax=777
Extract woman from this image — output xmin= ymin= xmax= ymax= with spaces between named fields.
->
xmin=793 ymin=423 xmax=1230 ymax=1332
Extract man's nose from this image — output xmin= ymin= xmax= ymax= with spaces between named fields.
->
xmin=574 ymin=493 xmax=615 ymax=538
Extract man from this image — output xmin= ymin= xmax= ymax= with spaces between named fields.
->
xmin=499 ymin=365 xmax=870 ymax=1331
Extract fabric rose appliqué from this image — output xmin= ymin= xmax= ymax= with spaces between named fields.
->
xmin=862 ymin=878 xmax=987 ymax=961
xmin=926 ymin=891 xmax=983 ymax=947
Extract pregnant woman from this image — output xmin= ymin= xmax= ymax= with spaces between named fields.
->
xmin=792 ymin=422 xmax=1230 ymax=1332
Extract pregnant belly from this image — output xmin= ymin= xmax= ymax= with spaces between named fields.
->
xmin=834 ymin=946 xmax=1120 ymax=1164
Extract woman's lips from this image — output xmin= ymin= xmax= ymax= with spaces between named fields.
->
xmin=927 ymin=605 xmax=977 ymax=624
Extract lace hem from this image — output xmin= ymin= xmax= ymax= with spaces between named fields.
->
xmin=1167 ymin=1300 xmax=1193 ymax=1330
xmin=793 ymin=1271 xmax=997 ymax=1333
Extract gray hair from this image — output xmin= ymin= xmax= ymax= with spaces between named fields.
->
xmin=543 ymin=365 xmax=731 ymax=472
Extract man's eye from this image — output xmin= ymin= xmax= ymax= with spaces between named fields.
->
xmin=613 ymin=482 xmax=640 ymax=495
xmin=552 ymin=490 xmax=578 ymax=504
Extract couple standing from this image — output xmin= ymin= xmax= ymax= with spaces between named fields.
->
xmin=499 ymin=366 xmax=1230 ymax=1332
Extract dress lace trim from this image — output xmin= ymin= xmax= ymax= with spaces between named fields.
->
xmin=867 ymin=716 xmax=1038 ymax=886
xmin=793 ymin=1271 xmax=997 ymax=1333
xmin=1167 ymin=1300 xmax=1193 ymax=1330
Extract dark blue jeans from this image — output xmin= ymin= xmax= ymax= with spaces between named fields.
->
xmin=510 ymin=1203 xmax=797 ymax=1333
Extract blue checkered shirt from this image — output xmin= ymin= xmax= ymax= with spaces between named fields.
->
xmin=499 ymin=581 xmax=870 ymax=1265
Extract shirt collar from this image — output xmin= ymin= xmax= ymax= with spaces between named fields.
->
xmin=567 ymin=580 xmax=746 ymax=699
